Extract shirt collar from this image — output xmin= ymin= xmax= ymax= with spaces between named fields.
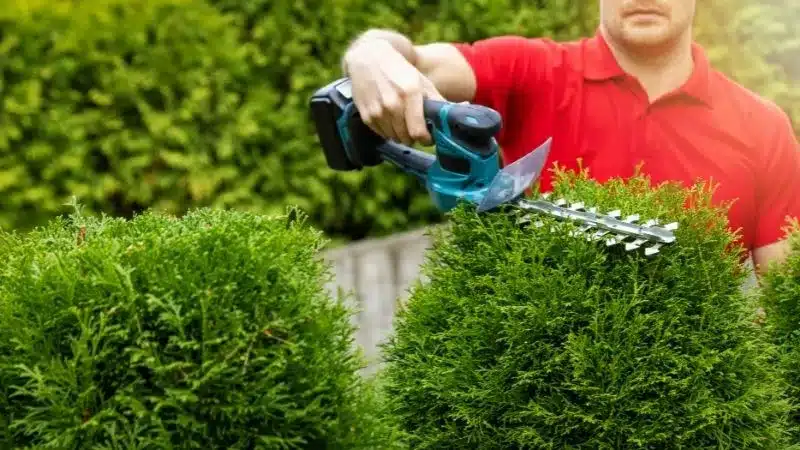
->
xmin=583 ymin=28 xmax=713 ymax=106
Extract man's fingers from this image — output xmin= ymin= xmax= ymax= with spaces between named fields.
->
xmin=405 ymin=90 xmax=431 ymax=145
xmin=352 ymin=77 xmax=390 ymax=138
xmin=387 ymin=64 xmax=425 ymax=144
xmin=381 ymin=91 xmax=411 ymax=144
xmin=422 ymin=78 xmax=446 ymax=101
xmin=351 ymin=62 xmax=444 ymax=145
xmin=359 ymin=101 xmax=391 ymax=139
xmin=363 ymin=76 xmax=401 ymax=140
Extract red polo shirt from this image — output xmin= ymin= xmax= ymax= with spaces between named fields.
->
xmin=453 ymin=30 xmax=800 ymax=252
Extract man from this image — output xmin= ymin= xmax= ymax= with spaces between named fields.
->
xmin=341 ymin=0 xmax=800 ymax=274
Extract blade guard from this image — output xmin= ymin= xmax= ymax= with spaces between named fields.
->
xmin=476 ymin=137 xmax=552 ymax=212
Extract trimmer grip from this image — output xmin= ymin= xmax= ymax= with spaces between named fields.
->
xmin=422 ymin=98 xmax=449 ymax=122
xmin=422 ymin=99 xmax=502 ymax=156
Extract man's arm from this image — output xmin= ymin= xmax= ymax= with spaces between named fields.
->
xmin=751 ymin=103 xmax=800 ymax=275
xmin=342 ymin=28 xmax=479 ymax=103
xmin=753 ymin=240 xmax=791 ymax=275
xmin=343 ymin=28 xmax=558 ymax=108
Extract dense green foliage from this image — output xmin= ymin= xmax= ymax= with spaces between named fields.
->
xmin=0 ymin=205 xmax=403 ymax=448
xmin=760 ymin=222 xmax=800 ymax=441
xmin=0 ymin=0 xmax=267 ymax=231
xmin=0 ymin=0 xmax=796 ymax=241
xmin=379 ymin=169 xmax=792 ymax=448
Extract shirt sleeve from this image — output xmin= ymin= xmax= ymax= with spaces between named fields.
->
xmin=753 ymin=104 xmax=800 ymax=248
xmin=451 ymin=36 xmax=559 ymax=122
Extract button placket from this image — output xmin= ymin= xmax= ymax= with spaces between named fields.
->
xmin=618 ymin=76 xmax=651 ymax=172
xmin=634 ymin=106 xmax=652 ymax=166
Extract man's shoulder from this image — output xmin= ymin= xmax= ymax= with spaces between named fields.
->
xmin=525 ymin=34 xmax=595 ymax=55
xmin=456 ymin=34 xmax=590 ymax=76
xmin=464 ymin=34 xmax=591 ymax=54
xmin=707 ymin=68 xmax=796 ymax=157
xmin=708 ymin=68 xmax=788 ymax=125
xmin=504 ymin=35 xmax=595 ymax=70
xmin=466 ymin=34 xmax=584 ymax=55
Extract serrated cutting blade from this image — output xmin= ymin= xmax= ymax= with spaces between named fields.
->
xmin=514 ymin=199 xmax=678 ymax=245
xmin=476 ymin=137 xmax=552 ymax=213
xmin=472 ymin=135 xmax=678 ymax=254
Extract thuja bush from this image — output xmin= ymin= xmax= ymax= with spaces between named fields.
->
xmin=0 ymin=205 xmax=404 ymax=448
xmin=760 ymin=221 xmax=800 ymax=440
xmin=379 ymin=168 xmax=792 ymax=448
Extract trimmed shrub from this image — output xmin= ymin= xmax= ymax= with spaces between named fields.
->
xmin=760 ymin=221 xmax=800 ymax=440
xmin=0 ymin=205 xmax=404 ymax=448
xmin=378 ymin=168 xmax=792 ymax=448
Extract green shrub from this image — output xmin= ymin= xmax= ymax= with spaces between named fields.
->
xmin=0 ymin=204 xmax=403 ymax=448
xmin=378 ymin=168 xmax=792 ymax=448
xmin=760 ymin=222 xmax=800 ymax=440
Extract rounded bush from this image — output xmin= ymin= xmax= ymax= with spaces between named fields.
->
xmin=0 ymin=205 xmax=403 ymax=448
xmin=379 ymin=169 xmax=792 ymax=448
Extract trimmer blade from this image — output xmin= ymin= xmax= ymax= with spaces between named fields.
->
xmin=514 ymin=198 xmax=679 ymax=255
xmin=476 ymin=137 xmax=552 ymax=213
xmin=475 ymin=137 xmax=679 ymax=256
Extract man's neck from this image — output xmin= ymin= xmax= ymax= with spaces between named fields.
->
xmin=601 ymin=27 xmax=695 ymax=102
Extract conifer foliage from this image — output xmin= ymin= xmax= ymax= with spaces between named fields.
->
xmin=760 ymin=221 xmax=800 ymax=440
xmin=0 ymin=205 xmax=402 ymax=448
xmin=379 ymin=169 xmax=792 ymax=448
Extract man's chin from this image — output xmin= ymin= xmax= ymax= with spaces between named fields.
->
xmin=618 ymin=27 xmax=674 ymax=50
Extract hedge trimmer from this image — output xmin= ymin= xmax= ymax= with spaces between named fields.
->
xmin=309 ymin=78 xmax=678 ymax=255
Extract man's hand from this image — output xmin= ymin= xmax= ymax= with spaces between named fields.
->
xmin=343 ymin=38 xmax=444 ymax=145
xmin=341 ymin=28 xmax=479 ymax=146
xmin=753 ymin=239 xmax=792 ymax=276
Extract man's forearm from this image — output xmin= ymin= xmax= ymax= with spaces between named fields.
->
xmin=342 ymin=29 xmax=418 ymax=74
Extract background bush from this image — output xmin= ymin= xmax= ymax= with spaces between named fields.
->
xmin=0 ymin=0 xmax=797 ymax=241
xmin=0 ymin=205 xmax=403 ymax=448
xmin=378 ymin=170 xmax=792 ymax=448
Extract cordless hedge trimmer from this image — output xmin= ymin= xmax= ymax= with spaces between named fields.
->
xmin=309 ymin=78 xmax=678 ymax=255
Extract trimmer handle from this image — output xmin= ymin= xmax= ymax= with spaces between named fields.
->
xmin=309 ymin=76 xmax=506 ymax=214
xmin=422 ymin=99 xmax=502 ymax=157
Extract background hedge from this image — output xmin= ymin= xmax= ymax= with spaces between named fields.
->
xmin=0 ymin=0 xmax=797 ymax=241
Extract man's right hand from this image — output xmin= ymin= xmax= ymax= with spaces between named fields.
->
xmin=342 ymin=29 xmax=478 ymax=146
xmin=344 ymin=39 xmax=443 ymax=146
